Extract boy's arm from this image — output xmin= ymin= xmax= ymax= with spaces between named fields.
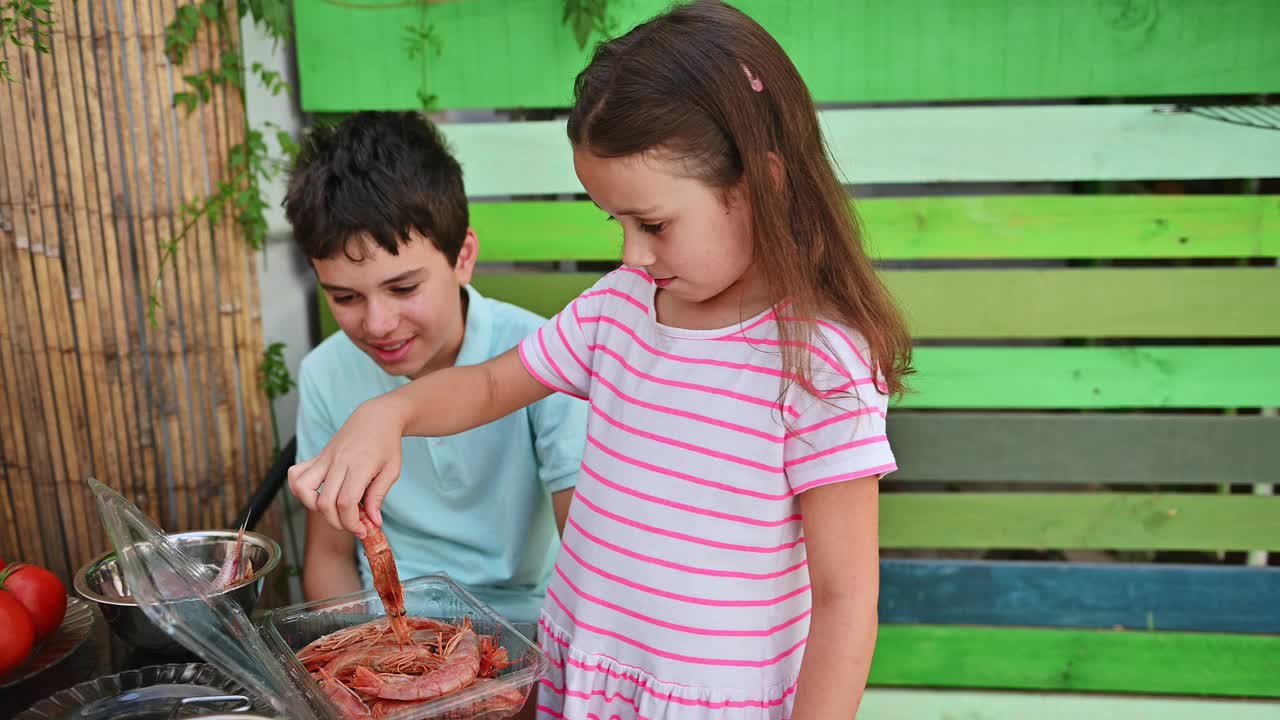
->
xmin=302 ymin=509 xmax=362 ymax=600
xmin=526 ymin=377 xmax=588 ymax=538
xmin=789 ymin=475 xmax=881 ymax=720
xmin=551 ymin=489 xmax=574 ymax=537
xmin=290 ymin=347 xmax=553 ymax=534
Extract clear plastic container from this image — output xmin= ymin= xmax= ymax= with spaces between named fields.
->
xmin=88 ymin=477 xmax=548 ymax=720
xmin=260 ymin=575 xmax=547 ymax=720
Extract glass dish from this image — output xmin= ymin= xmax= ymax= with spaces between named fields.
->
xmin=13 ymin=662 xmax=277 ymax=720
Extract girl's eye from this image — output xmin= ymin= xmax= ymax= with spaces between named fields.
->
xmin=390 ymin=284 xmax=420 ymax=296
xmin=330 ymin=294 xmax=356 ymax=305
xmin=604 ymin=214 xmax=663 ymax=234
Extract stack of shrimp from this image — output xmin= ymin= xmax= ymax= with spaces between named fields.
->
xmin=295 ymin=511 xmax=523 ymax=719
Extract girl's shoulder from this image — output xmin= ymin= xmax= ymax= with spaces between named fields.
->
xmin=811 ymin=316 xmax=874 ymax=375
xmin=789 ymin=315 xmax=882 ymax=401
xmin=575 ymin=266 xmax=655 ymax=310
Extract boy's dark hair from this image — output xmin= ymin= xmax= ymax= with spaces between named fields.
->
xmin=284 ymin=111 xmax=469 ymax=264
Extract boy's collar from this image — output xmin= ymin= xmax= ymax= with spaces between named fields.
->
xmin=453 ymin=284 xmax=492 ymax=368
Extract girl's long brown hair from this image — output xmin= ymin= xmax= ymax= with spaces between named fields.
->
xmin=567 ymin=0 xmax=913 ymax=399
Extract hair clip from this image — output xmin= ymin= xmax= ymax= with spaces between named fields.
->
xmin=741 ymin=63 xmax=764 ymax=93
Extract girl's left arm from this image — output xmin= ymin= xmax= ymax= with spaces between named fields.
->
xmin=789 ymin=474 xmax=881 ymax=720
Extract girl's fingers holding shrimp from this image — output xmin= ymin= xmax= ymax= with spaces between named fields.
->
xmin=336 ymin=465 xmax=375 ymax=537
xmin=288 ymin=458 xmax=323 ymax=511
xmin=315 ymin=464 xmax=350 ymax=533
xmin=363 ymin=460 xmax=402 ymax=527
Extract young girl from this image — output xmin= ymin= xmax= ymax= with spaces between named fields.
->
xmin=289 ymin=1 xmax=913 ymax=718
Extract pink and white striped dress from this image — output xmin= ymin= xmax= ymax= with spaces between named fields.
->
xmin=518 ymin=268 xmax=895 ymax=720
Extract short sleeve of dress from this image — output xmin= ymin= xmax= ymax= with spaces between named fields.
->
xmin=782 ymin=322 xmax=897 ymax=494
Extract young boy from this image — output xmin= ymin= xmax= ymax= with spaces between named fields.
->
xmin=283 ymin=111 xmax=587 ymax=627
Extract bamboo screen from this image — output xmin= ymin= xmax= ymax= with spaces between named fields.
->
xmin=0 ymin=0 xmax=278 ymax=584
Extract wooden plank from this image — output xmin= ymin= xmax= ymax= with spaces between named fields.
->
xmin=878 ymin=559 xmax=1280 ymax=633
xmin=325 ymin=275 xmax=1280 ymax=409
xmin=869 ymin=625 xmax=1280 ymax=697
xmin=861 ymin=688 xmax=1280 ymax=720
xmin=880 ymin=493 xmax=1280 ymax=552
xmin=472 ymin=195 xmax=1280 ymax=262
xmin=471 ymin=272 xmax=599 ymax=320
xmin=332 ymin=278 xmax=1280 ymax=406
xmin=905 ymin=346 xmax=1280 ymax=409
xmin=888 ymin=413 xmax=1280 ymax=486
xmin=443 ymin=105 xmax=1280 ymax=195
xmin=472 ymin=268 xmax=1280 ymax=337
xmin=469 ymin=278 xmax=1280 ymax=408
xmin=294 ymin=0 xmax=1280 ymax=111
xmin=895 ymin=268 xmax=1280 ymax=338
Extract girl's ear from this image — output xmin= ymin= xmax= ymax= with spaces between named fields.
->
xmin=726 ymin=151 xmax=784 ymax=210
xmin=767 ymin=151 xmax=785 ymax=190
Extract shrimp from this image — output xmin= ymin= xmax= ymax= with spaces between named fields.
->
xmin=213 ymin=519 xmax=252 ymax=588
xmin=349 ymin=624 xmax=479 ymax=701
xmin=315 ymin=667 xmax=372 ymax=719
xmin=359 ymin=509 xmax=412 ymax=646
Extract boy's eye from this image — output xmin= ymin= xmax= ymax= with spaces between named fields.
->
xmin=390 ymin=284 xmax=420 ymax=296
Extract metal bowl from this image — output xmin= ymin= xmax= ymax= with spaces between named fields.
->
xmin=73 ymin=530 xmax=281 ymax=656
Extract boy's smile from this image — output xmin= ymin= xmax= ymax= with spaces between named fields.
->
xmin=314 ymin=229 xmax=479 ymax=379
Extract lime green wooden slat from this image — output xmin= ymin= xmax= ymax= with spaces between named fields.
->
xmin=294 ymin=0 xmax=1280 ymax=111
xmin=472 ymin=268 xmax=1280 ymax=338
xmin=472 ymin=196 xmax=1280 ymax=262
xmin=896 ymin=268 xmax=1280 ymax=338
xmin=880 ymin=493 xmax=1280 ymax=551
xmin=471 ymin=273 xmax=600 ymax=320
xmin=906 ymin=347 xmax=1280 ymax=409
xmin=861 ymin=688 xmax=1280 ymax=719
xmin=869 ymin=625 xmax=1280 ymax=698
xmin=326 ymin=277 xmax=1280 ymax=407
xmin=443 ymin=106 xmax=1280 ymax=196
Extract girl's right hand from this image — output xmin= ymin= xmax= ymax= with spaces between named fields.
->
xmin=287 ymin=393 xmax=408 ymax=537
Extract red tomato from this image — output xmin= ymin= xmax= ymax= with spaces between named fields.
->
xmin=0 ymin=564 xmax=67 ymax=642
xmin=0 ymin=590 xmax=34 ymax=677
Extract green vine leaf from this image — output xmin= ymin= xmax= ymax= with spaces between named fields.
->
xmin=240 ymin=0 xmax=292 ymax=42
xmin=403 ymin=22 xmax=442 ymax=61
xmin=258 ymin=340 xmax=295 ymax=455
xmin=2 ymin=0 xmax=55 ymax=83
xmin=562 ymin=0 xmax=611 ymax=51
xmin=258 ymin=342 xmax=295 ymax=401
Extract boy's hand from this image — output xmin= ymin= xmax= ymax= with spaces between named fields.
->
xmin=287 ymin=394 xmax=407 ymax=536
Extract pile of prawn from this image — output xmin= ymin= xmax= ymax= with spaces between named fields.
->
xmin=295 ymin=511 xmax=524 ymax=719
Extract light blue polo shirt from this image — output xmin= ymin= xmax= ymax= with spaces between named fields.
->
xmin=295 ymin=285 xmax=587 ymax=622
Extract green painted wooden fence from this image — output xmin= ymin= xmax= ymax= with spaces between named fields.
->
xmin=295 ymin=0 xmax=1280 ymax=717
xmin=294 ymin=0 xmax=1280 ymax=110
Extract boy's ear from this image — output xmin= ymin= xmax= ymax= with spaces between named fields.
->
xmin=453 ymin=228 xmax=479 ymax=285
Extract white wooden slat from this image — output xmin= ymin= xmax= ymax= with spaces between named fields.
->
xmin=444 ymin=104 xmax=1280 ymax=197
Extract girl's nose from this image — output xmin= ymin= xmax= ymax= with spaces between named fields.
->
xmin=621 ymin=231 xmax=656 ymax=269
